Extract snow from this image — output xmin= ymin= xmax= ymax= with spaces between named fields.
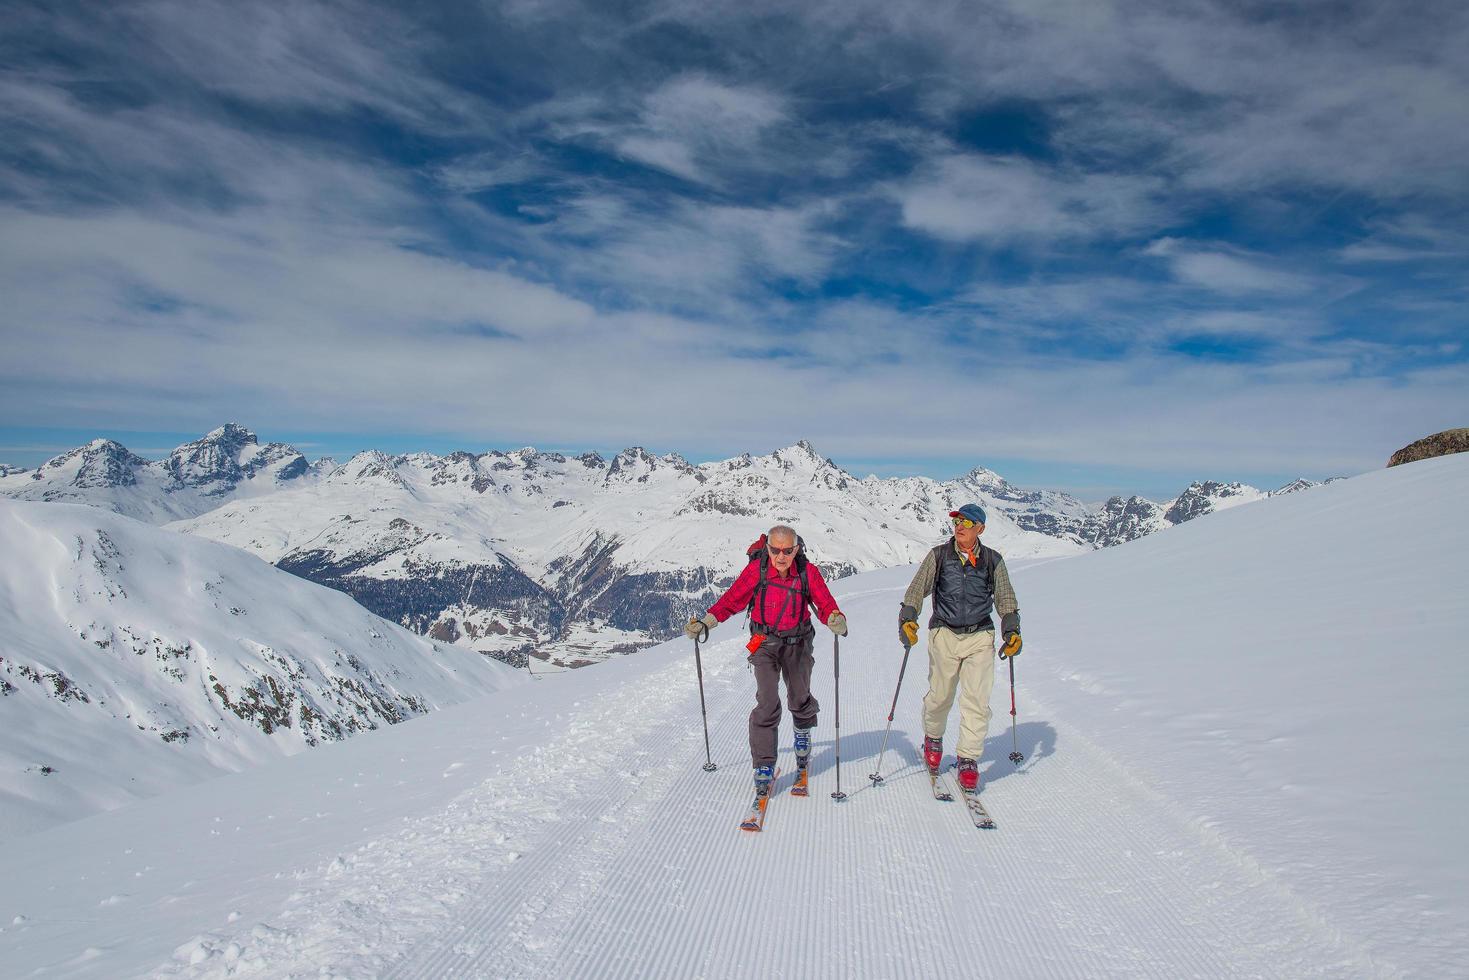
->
xmin=2 ymin=455 xmax=1466 ymax=977
xmin=0 ymin=500 xmax=523 ymax=836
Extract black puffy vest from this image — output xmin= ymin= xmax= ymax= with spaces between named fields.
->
xmin=929 ymin=540 xmax=998 ymax=632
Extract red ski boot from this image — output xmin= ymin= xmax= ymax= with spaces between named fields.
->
xmin=956 ymin=756 xmax=981 ymax=793
xmin=923 ymin=736 xmax=943 ymax=774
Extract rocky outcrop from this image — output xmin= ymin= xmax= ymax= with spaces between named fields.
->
xmin=1164 ymin=481 xmax=1258 ymax=525
xmin=1388 ymin=429 xmax=1469 ymax=467
xmin=1082 ymin=496 xmax=1167 ymax=548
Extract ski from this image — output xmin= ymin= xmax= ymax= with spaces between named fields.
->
xmin=791 ymin=767 xmax=809 ymax=797
xmin=928 ymin=769 xmax=954 ymax=802
xmin=953 ymin=780 xmax=997 ymax=830
xmin=740 ymin=767 xmax=782 ymax=832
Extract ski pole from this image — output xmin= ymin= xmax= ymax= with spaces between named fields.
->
xmin=693 ymin=623 xmax=717 ymax=772
xmin=830 ymin=634 xmax=847 ymax=801
xmin=868 ymin=639 xmax=913 ymax=785
xmin=1006 ymin=651 xmax=1024 ymax=766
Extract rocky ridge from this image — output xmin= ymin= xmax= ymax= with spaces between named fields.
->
xmin=1388 ymin=428 xmax=1469 ymax=467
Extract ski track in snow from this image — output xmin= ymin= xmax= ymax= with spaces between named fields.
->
xmin=149 ymin=586 xmax=1389 ymax=980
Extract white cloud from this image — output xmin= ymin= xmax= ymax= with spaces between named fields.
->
xmin=1146 ymin=239 xmax=1315 ymax=295
xmin=607 ymin=75 xmax=787 ymax=185
xmin=126 ymin=0 xmax=491 ymax=134
xmin=895 ymin=154 xmax=1167 ymax=244
xmin=4 ymin=0 xmax=1465 ymax=487
xmin=1170 ymin=252 xmax=1313 ymax=295
xmin=614 ymin=137 xmax=704 ymax=183
xmin=1175 ymin=311 xmax=1316 ymax=339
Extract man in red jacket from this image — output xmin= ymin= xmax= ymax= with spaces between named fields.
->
xmin=685 ymin=524 xmax=847 ymax=800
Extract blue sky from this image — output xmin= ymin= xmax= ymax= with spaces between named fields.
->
xmin=2 ymin=0 xmax=1466 ymax=500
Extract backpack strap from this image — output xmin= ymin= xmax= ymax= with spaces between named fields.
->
xmin=746 ymin=535 xmax=814 ymax=632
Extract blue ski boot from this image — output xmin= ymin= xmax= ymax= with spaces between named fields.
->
xmin=791 ymin=728 xmax=813 ymax=796
xmin=793 ymin=727 xmax=812 ymax=771
xmin=753 ymin=763 xmax=775 ymax=799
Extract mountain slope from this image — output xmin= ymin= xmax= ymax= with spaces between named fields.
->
xmin=2 ymin=455 xmax=1462 ymax=977
xmin=0 ymin=499 xmax=522 ymax=836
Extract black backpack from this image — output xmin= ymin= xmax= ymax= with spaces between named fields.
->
xmin=743 ymin=533 xmax=812 ymax=634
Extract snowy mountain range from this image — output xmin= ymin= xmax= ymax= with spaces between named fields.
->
xmin=0 ymin=424 xmax=330 ymax=522
xmin=1 ymin=426 xmax=1336 ymax=667
xmin=3 ymin=454 xmax=1463 ymax=978
xmin=0 ymin=498 xmax=521 ymax=836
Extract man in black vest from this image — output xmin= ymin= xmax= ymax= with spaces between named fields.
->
xmin=897 ymin=503 xmax=1022 ymax=793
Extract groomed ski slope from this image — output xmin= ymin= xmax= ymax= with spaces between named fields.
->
xmin=2 ymin=455 xmax=1466 ymax=978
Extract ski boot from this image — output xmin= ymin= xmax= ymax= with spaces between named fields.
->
xmin=956 ymin=756 xmax=981 ymax=794
xmin=753 ymin=763 xmax=775 ymax=799
xmin=923 ymin=736 xmax=944 ymax=774
xmin=792 ymin=728 xmax=812 ymax=796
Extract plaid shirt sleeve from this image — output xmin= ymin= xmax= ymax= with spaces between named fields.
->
xmin=992 ymin=556 xmax=1018 ymax=617
xmin=901 ymin=547 xmax=938 ymax=614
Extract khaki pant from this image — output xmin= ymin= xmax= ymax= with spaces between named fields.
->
xmin=921 ymin=627 xmax=996 ymax=759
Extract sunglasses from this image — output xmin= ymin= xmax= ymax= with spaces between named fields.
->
xmin=767 ymin=544 xmax=797 ymax=556
xmin=952 ymin=517 xmax=977 ymax=528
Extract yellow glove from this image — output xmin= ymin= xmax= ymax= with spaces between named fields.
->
xmin=899 ymin=604 xmax=920 ymax=647
xmin=999 ymin=631 xmax=1022 ymax=659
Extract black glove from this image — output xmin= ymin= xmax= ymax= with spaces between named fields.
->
xmin=899 ymin=604 xmax=918 ymax=647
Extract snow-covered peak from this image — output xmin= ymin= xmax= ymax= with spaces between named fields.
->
xmin=331 ymin=451 xmax=408 ymax=488
xmin=36 ymin=439 xmax=150 ymax=489
xmin=1273 ymin=478 xmax=1318 ymax=495
xmin=1 ymin=426 xmax=320 ymax=522
xmin=605 ymin=446 xmax=667 ymax=483
xmin=768 ymin=440 xmax=831 ymax=471
xmin=1164 ymin=480 xmax=1267 ymax=525
xmin=203 ymin=422 xmax=255 ymax=445
xmin=164 ymin=423 xmax=309 ymax=497
xmin=660 ymin=451 xmax=700 ymax=478
xmin=959 ymin=464 xmax=1006 ymax=487
xmin=1085 ymin=494 xmax=1167 ymax=548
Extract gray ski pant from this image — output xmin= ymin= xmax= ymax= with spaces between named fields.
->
xmin=748 ymin=628 xmax=819 ymax=769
